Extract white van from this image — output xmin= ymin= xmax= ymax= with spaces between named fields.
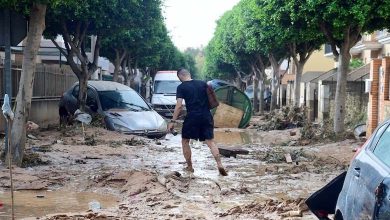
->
xmin=151 ymin=71 xmax=183 ymax=118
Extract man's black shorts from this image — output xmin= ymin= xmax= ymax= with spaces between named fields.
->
xmin=182 ymin=112 xmax=214 ymax=141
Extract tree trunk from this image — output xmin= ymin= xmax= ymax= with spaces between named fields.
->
xmin=269 ymin=55 xmax=281 ymax=111
xmin=251 ymin=66 xmax=259 ymax=113
xmin=293 ymin=63 xmax=304 ymax=107
xmin=9 ymin=3 xmax=47 ymax=166
xmin=334 ymin=47 xmax=351 ymax=133
xmin=258 ymin=78 xmax=265 ymax=115
xmin=253 ymin=76 xmax=259 ymax=113
xmin=78 ymin=72 xmax=88 ymax=112
xmin=113 ymin=50 xmax=121 ymax=82
xmin=121 ymin=58 xmax=128 ymax=85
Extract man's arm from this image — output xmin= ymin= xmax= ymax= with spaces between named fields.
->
xmin=168 ymin=98 xmax=183 ymax=131
xmin=172 ymin=98 xmax=183 ymax=121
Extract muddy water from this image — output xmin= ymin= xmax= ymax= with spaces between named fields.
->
xmin=0 ymin=190 xmax=118 ymax=219
xmin=148 ymin=131 xmax=325 ymax=212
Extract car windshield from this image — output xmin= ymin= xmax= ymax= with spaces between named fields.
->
xmin=246 ymin=86 xmax=253 ymax=93
xmin=98 ymin=90 xmax=150 ymax=111
xmin=154 ymin=80 xmax=181 ymax=94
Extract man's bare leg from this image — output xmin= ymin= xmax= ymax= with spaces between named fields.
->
xmin=205 ymin=139 xmax=228 ymax=176
xmin=182 ymin=138 xmax=194 ymax=172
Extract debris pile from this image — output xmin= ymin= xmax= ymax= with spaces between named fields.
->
xmin=22 ymin=150 xmax=50 ymax=168
xmin=220 ymin=198 xmax=309 ymax=218
xmin=257 ymin=107 xmax=307 ymax=131
xmin=299 ymin=121 xmax=355 ymax=144
xmin=255 ymin=147 xmax=314 ymax=164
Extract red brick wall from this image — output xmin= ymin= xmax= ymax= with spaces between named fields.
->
xmin=367 ymin=59 xmax=381 ymax=136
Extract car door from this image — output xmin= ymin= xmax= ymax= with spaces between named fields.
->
xmin=351 ymin=123 xmax=390 ymax=219
xmin=86 ymin=88 xmax=99 ymax=114
xmin=66 ymin=85 xmax=79 ymax=114
xmin=371 ymin=125 xmax=390 ymax=220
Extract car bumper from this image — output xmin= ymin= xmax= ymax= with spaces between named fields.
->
xmin=121 ymin=130 xmax=167 ymax=139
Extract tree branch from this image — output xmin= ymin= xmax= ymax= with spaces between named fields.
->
xmin=74 ymin=21 xmax=82 ymax=46
xmin=319 ymin=22 xmax=340 ymax=57
xmin=79 ymin=21 xmax=90 ymax=47
xmin=50 ymin=38 xmax=68 ymax=58
xmin=289 ymin=43 xmax=299 ymax=65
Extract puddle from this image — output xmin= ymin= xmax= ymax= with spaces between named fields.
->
xmin=0 ymin=190 xmax=119 ymax=219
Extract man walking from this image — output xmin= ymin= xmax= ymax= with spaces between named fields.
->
xmin=168 ymin=69 xmax=228 ymax=176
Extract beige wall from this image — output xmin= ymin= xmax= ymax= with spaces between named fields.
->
xmin=303 ymin=46 xmax=335 ymax=73
xmin=381 ymin=44 xmax=390 ymax=57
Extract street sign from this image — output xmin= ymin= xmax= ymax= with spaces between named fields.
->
xmin=0 ymin=8 xmax=27 ymax=46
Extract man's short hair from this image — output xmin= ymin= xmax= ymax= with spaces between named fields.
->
xmin=177 ymin=68 xmax=190 ymax=76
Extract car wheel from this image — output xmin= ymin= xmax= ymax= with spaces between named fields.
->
xmin=59 ymin=107 xmax=71 ymax=126
xmin=334 ymin=211 xmax=343 ymax=220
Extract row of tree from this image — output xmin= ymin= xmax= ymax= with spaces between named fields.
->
xmin=204 ymin=0 xmax=390 ymax=133
xmin=1 ymin=0 xmax=192 ymax=165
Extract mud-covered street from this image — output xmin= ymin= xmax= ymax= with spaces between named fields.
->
xmin=0 ymin=117 xmax=362 ymax=219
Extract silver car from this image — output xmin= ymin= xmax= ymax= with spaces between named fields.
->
xmin=59 ymin=81 xmax=167 ymax=138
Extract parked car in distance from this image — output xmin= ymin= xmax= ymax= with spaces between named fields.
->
xmin=207 ymin=79 xmax=233 ymax=90
xmin=307 ymin=119 xmax=390 ymax=219
xmin=59 ymin=81 xmax=167 ymax=139
xmin=244 ymin=85 xmax=271 ymax=110
xmin=151 ymin=70 xmax=182 ymax=118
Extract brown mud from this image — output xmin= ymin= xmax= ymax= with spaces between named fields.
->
xmin=0 ymin=117 xmax=362 ymax=219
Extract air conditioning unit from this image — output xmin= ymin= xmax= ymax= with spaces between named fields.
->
xmin=365 ymin=79 xmax=372 ymax=93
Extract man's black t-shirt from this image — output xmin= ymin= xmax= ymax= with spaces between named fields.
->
xmin=176 ymin=80 xmax=210 ymax=115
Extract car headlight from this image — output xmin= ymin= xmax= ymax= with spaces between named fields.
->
xmin=113 ymin=123 xmax=131 ymax=133
xmin=158 ymin=121 xmax=168 ymax=131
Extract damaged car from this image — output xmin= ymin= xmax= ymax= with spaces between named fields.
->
xmin=306 ymin=120 xmax=390 ymax=220
xmin=59 ymin=81 xmax=167 ymax=139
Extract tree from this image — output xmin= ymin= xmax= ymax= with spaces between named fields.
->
xmin=243 ymin=0 xmax=290 ymax=111
xmin=1 ymin=1 xmax=48 ymax=165
xmin=263 ymin=0 xmax=325 ymax=106
xmin=45 ymin=0 xmax=143 ymax=111
xmin=307 ymin=0 xmax=390 ymax=133
xmin=100 ymin=31 xmax=129 ymax=82
xmin=100 ymin=0 xmax=164 ymax=84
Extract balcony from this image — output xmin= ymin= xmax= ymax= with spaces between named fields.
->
xmin=350 ymin=39 xmax=382 ymax=55
xmin=376 ymin=30 xmax=390 ymax=44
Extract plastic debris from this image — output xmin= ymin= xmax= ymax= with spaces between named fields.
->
xmin=2 ymin=94 xmax=14 ymax=120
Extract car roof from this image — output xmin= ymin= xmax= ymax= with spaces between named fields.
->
xmin=74 ymin=80 xmax=132 ymax=91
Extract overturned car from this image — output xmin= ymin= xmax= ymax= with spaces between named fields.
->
xmin=59 ymin=81 xmax=167 ymax=139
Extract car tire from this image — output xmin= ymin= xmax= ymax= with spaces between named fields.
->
xmin=59 ymin=107 xmax=70 ymax=126
xmin=334 ymin=211 xmax=343 ymax=220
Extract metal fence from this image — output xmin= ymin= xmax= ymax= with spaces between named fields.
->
xmin=0 ymin=64 xmax=78 ymax=99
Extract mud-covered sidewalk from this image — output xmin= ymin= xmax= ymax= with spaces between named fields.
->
xmin=0 ymin=116 xmax=362 ymax=219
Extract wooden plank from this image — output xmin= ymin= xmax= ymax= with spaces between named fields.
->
xmin=218 ymin=147 xmax=249 ymax=158
xmin=214 ymin=102 xmax=244 ymax=128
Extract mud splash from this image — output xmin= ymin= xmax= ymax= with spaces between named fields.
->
xmin=0 ymin=190 xmax=118 ymax=219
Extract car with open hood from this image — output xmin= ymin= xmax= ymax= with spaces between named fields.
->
xmin=59 ymin=81 xmax=167 ymax=139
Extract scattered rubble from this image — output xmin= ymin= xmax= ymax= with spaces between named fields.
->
xmin=22 ymin=150 xmax=50 ymax=168
xmin=255 ymin=107 xmax=307 ymax=131
xmin=84 ymin=134 xmax=97 ymax=146
xmin=220 ymin=198 xmax=309 ymax=218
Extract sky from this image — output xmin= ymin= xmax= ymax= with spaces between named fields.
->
xmin=163 ymin=0 xmax=240 ymax=51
